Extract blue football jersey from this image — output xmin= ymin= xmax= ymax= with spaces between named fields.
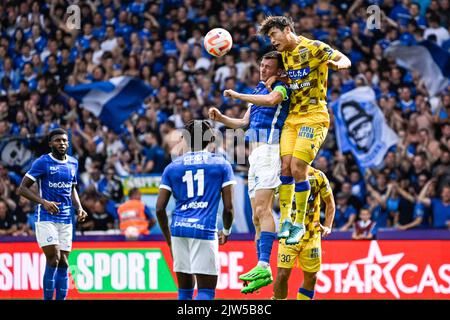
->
xmin=25 ymin=153 xmax=78 ymax=224
xmin=246 ymin=81 xmax=290 ymax=144
xmin=160 ymin=151 xmax=236 ymax=240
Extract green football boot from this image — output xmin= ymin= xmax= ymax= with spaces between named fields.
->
xmin=239 ymin=265 xmax=272 ymax=282
xmin=241 ymin=277 xmax=273 ymax=294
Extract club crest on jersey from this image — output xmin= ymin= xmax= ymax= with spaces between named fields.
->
xmin=299 ymin=48 xmax=309 ymax=62
xmin=287 ymin=67 xmax=310 ymax=80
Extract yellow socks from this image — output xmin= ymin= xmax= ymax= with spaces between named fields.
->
xmin=279 ymin=176 xmax=295 ymax=223
xmin=294 ymin=180 xmax=311 ymax=225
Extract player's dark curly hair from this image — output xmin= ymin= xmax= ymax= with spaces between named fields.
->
xmin=184 ymin=120 xmax=215 ymax=151
xmin=48 ymin=128 xmax=68 ymax=142
xmin=259 ymin=16 xmax=295 ymax=36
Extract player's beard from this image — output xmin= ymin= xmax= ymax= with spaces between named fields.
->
xmin=51 ymin=146 xmax=67 ymax=160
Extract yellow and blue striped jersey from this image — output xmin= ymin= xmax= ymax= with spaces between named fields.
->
xmin=282 ymin=36 xmax=338 ymax=122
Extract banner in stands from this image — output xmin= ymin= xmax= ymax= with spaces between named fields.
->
xmin=0 ymin=240 xmax=448 ymax=299
xmin=0 ymin=140 xmax=33 ymax=170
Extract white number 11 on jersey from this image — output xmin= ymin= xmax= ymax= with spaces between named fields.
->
xmin=182 ymin=169 xmax=205 ymax=198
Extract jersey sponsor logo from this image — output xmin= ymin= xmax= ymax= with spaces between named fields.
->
xmin=180 ymin=201 xmax=209 ymax=211
xmin=289 ymin=81 xmax=311 ymax=90
xmin=298 ymin=126 xmax=315 ymax=139
xmin=183 ymin=154 xmax=209 ymax=165
xmin=48 ymin=181 xmax=72 ymax=188
xmin=173 ymin=220 xmax=206 ymax=230
xmin=287 ymin=67 xmax=310 ymax=80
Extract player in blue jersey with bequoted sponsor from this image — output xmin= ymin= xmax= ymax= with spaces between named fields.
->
xmin=209 ymin=51 xmax=290 ymax=294
xmin=18 ymin=128 xmax=87 ymax=300
xmin=156 ymin=120 xmax=235 ymax=300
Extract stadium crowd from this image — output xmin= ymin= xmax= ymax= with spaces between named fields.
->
xmin=0 ymin=0 xmax=449 ymax=237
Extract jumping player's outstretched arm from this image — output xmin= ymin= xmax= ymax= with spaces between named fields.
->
xmin=223 ymin=88 xmax=285 ymax=106
xmin=209 ymin=107 xmax=250 ymax=129
xmin=156 ymin=188 xmax=172 ymax=250
xmin=18 ymin=176 xmax=60 ymax=214
xmin=218 ymin=184 xmax=234 ymax=245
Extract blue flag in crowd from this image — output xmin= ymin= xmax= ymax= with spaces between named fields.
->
xmin=64 ymin=76 xmax=152 ymax=133
xmin=332 ymin=86 xmax=399 ymax=170
xmin=384 ymin=40 xmax=450 ymax=97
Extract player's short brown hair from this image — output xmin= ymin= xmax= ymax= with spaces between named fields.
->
xmin=261 ymin=51 xmax=283 ymax=69
xmin=259 ymin=16 xmax=295 ymax=36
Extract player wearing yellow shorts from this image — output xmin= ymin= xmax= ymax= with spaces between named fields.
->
xmin=259 ymin=16 xmax=351 ymax=244
xmin=273 ymin=167 xmax=335 ymax=300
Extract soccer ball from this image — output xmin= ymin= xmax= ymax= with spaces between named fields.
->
xmin=203 ymin=28 xmax=233 ymax=57
xmin=124 ymin=226 xmax=140 ymax=240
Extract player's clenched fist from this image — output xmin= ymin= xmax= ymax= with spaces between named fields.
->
xmin=208 ymin=107 xmax=223 ymax=121
xmin=223 ymin=89 xmax=239 ymax=99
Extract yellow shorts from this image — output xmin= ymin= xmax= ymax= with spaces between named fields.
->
xmin=280 ymin=113 xmax=329 ymax=164
xmin=277 ymin=236 xmax=321 ymax=273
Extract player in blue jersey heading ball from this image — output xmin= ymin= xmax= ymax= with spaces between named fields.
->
xmin=18 ymin=128 xmax=87 ymax=300
xmin=156 ymin=120 xmax=235 ymax=300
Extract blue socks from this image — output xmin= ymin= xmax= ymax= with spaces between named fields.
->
xmin=43 ymin=265 xmax=57 ymax=300
xmin=256 ymin=239 xmax=261 ymax=260
xmin=295 ymin=180 xmax=311 ymax=192
xmin=280 ymin=176 xmax=294 ymax=185
xmin=178 ymin=288 xmax=194 ymax=300
xmin=195 ymin=288 xmax=215 ymax=300
xmin=259 ymin=231 xmax=276 ymax=264
xmin=179 ymin=288 xmax=216 ymax=300
xmin=55 ymin=267 xmax=69 ymax=300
